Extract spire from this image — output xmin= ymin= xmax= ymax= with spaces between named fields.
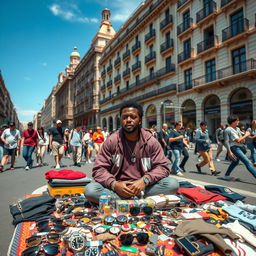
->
xmin=102 ymin=8 xmax=111 ymax=23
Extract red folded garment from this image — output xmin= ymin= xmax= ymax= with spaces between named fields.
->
xmin=177 ymin=186 xmax=227 ymax=204
xmin=45 ymin=169 xmax=87 ymax=180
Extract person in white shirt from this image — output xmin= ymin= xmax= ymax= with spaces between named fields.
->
xmin=36 ymin=127 xmax=47 ymax=166
xmin=83 ymin=128 xmax=94 ymax=163
xmin=102 ymin=127 xmax=109 ymax=141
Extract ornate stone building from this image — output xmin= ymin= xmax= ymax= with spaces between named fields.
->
xmin=73 ymin=9 xmax=115 ymax=128
xmin=99 ymin=0 xmax=256 ymax=137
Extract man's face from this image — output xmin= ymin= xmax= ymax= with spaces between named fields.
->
xmin=57 ymin=123 xmax=62 ymax=128
xmin=28 ymin=125 xmax=33 ymax=130
xmin=121 ymin=107 xmax=141 ymax=134
xmin=10 ymin=125 xmax=15 ymax=130
xmin=201 ymin=124 xmax=207 ymax=130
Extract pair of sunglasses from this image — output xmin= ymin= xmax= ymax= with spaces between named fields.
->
xmin=36 ymin=219 xmax=65 ymax=232
xmin=54 ymin=193 xmax=82 ymax=199
xmin=119 ymin=232 xmax=149 ymax=246
xmin=129 ymin=206 xmax=153 ymax=216
xmin=26 ymin=233 xmax=60 ymax=247
xmin=22 ymin=244 xmax=59 ymax=256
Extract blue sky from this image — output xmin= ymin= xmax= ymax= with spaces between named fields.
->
xmin=0 ymin=0 xmax=142 ymax=122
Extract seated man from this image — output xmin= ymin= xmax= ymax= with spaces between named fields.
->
xmin=84 ymin=101 xmax=179 ymax=203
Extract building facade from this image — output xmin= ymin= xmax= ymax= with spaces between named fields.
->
xmin=54 ymin=47 xmax=80 ymax=128
xmin=33 ymin=112 xmax=41 ymax=130
xmin=99 ymin=0 xmax=256 ymax=137
xmin=0 ymin=70 xmax=20 ymax=127
xmin=73 ymin=9 xmax=115 ymax=128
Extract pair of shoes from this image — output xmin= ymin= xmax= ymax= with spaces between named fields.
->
xmin=55 ymin=164 xmax=60 ymax=169
xmin=215 ymin=158 xmax=221 ymax=162
xmin=176 ymin=172 xmax=184 ymax=177
xmin=196 ymin=164 xmax=202 ymax=173
xmin=76 ymin=163 xmax=81 ymax=167
xmin=211 ymin=170 xmax=221 ymax=176
xmin=25 ymin=166 xmax=30 ymax=170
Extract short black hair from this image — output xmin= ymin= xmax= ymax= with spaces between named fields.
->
xmin=119 ymin=100 xmax=143 ymax=118
xmin=175 ymin=121 xmax=182 ymax=127
xmin=227 ymin=115 xmax=239 ymax=125
xmin=200 ymin=121 xmax=207 ymax=126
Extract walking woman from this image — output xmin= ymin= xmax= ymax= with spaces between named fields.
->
xmin=246 ymin=120 xmax=256 ymax=167
xmin=36 ymin=127 xmax=47 ymax=166
xmin=195 ymin=122 xmax=220 ymax=176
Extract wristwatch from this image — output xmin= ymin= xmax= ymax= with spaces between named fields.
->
xmin=64 ymin=232 xmax=86 ymax=253
xmin=143 ymin=177 xmax=150 ymax=186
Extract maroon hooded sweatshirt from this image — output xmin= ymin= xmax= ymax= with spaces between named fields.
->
xmin=92 ymin=127 xmax=170 ymax=189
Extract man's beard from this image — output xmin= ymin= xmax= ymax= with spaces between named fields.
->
xmin=123 ymin=124 xmax=139 ymax=134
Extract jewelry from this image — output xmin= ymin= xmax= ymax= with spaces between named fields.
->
xmin=124 ymin=138 xmax=138 ymax=163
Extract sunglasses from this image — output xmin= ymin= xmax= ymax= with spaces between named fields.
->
xmin=22 ymin=244 xmax=59 ymax=256
xmin=36 ymin=219 xmax=65 ymax=232
xmin=26 ymin=233 xmax=61 ymax=247
xmin=119 ymin=232 xmax=149 ymax=246
xmin=129 ymin=206 xmax=153 ymax=216
xmin=54 ymin=193 xmax=82 ymax=199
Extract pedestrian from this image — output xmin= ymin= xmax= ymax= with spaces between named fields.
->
xmin=195 ymin=121 xmax=220 ymax=176
xmin=0 ymin=124 xmax=8 ymax=162
xmin=102 ymin=127 xmax=110 ymax=141
xmin=245 ymin=120 xmax=256 ymax=167
xmin=36 ymin=127 xmax=47 ymax=167
xmin=150 ymin=124 xmax=158 ymax=139
xmin=64 ymin=129 xmax=71 ymax=158
xmin=84 ymin=100 xmax=179 ymax=203
xmin=92 ymin=126 xmax=104 ymax=154
xmin=179 ymin=126 xmax=189 ymax=173
xmin=0 ymin=122 xmax=21 ymax=172
xmin=158 ymin=123 xmax=170 ymax=157
xmin=215 ymin=123 xmax=225 ymax=162
xmin=69 ymin=124 xmax=83 ymax=167
xmin=223 ymin=115 xmax=256 ymax=181
xmin=83 ymin=128 xmax=94 ymax=163
xmin=21 ymin=122 xmax=38 ymax=170
xmin=49 ymin=120 xmax=66 ymax=169
xmin=169 ymin=121 xmax=185 ymax=176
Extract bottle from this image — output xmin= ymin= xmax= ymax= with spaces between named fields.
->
xmin=99 ymin=192 xmax=109 ymax=215
xmin=108 ymin=194 xmax=117 ymax=213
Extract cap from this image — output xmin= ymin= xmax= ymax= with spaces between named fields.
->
xmin=9 ymin=122 xmax=15 ymax=126
xmin=28 ymin=122 xmax=33 ymax=126
xmin=56 ymin=120 xmax=62 ymax=124
xmin=1 ymin=124 xmax=8 ymax=128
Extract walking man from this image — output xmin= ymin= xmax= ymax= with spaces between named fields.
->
xmin=215 ymin=123 xmax=225 ymax=161
xmin=0 ymin=122 xmax=21 ymax=172
xmin=21 ymin=122 xmax=38 ymax=170
xmin=0 ymin=124 xmax=8 ymax=162
xmin=49 ymin=120 xmax=65 ymax=169
xmin=69 ymin=124 xmax=83 ymax=167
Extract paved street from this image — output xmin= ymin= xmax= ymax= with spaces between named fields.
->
xmin=0 ymin=149 xmax=256 ymax=255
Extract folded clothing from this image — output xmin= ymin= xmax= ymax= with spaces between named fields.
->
xmin=49 ymin=177 xmax=92 ymax=184
xmin=45 ymin=169 xmax=86 ymax=180
xmin=48 ymin=180 xmax=90 ymax=187
xmin=9 ymin=194 xmax=56 ymax=225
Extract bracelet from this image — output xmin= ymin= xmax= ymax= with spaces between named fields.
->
xmin=111 ymin=181 xmax=116 ymax=191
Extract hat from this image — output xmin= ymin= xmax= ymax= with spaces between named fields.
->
xmin=9 ymin=122 xmax=15 ymax=126
xmin=27 ymin=122 xmax=33 ymax=126
xmin=1 ymin=124 xmax=8 ymax=128
xmin=56 ymin=120 xmax=62 ymax=124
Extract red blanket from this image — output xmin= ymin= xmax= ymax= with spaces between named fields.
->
xmin=45 ymin=169 xmax=86 ymax=180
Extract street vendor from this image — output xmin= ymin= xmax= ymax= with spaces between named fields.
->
xmin=84 ymin=101 xmax=179 ymax=203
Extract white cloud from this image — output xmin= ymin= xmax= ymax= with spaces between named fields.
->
xmin=49 ymin=3 xmax=98 ymax=23
xmin=24 ymin=76 xmax=32 ymax=81
xmin=16 ymin=107 xmax=38 ymax=122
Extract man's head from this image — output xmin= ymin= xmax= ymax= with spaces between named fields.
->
xmin=175 ymin=121 xmax=183 ymax=130
xmin=96 ymin=126 xmax=102 ymax=132
xmin=220 ymin=123 xmax=225 ymax=129
xmin=9 ymin=122 xmax=15 ymax=130
xmin=56 ymin=120 xmax=62 ymax=127
xmin=88 ymin=128 xmax=93 ymax=134
xmin=1 ymin=123 xmax=8 ymax=131
xmin=151 ymin=124 xmax=157 ymax=131
xmin=200 ymin=121 xmax=207 ymax=131
xmin=75 ymin=124 xmax=81 ymax=131
xmin=120 ymin=101 xmax=143 ymax=134
xmin=27 ymin=122 xmax=33 ymax=130
xmin=162 ymin=123 xmax=168 ymax=131
xmin=227 ymin=115 xmax=239 ymax=126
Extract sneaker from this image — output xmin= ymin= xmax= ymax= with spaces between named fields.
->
xmin=76 ymin=163 xmax=81 ymax=167
xmin=55 ymin=164 xmax=60 ymax=169
xmin=211 ymin=170 xmax=221 ymax=176
xmin=176 ymin=172 xmax=184 ymax=177
xmin=88 ymin=159 xmax=92 ymax=164
xmin=196 ymin=164 xmax=202 ymax=173
xmin=215 ymin=158 xmax=221 ymax=162
xmin=74 ymin=162 xmax=77 ymax=166
xmin=29 ymin=160 xmax=33 ymax=169
xmin=25 ymin=166 xmax=29 ymax=170
xmin=180 ymin=167 xmax=186 ymax=172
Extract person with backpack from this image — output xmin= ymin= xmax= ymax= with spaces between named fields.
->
xmin=21 ymin=122 xmax=38 ymax=170
xmin=215 ymin=123 xmax=225 ymax=162
xmin=69 ymin=124 xmax=83 ymax=167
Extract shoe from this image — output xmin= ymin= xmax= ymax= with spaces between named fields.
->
xmin=180 ymin=167 xmax=186 ymax=172
xmin=211 ymin=170 xmax=221 ymax=176
xmin=74 ymin=162 xmax=77 ymax=166
xmin=88 ymin=159 xmax=92 ymax=164
xmin=215 ymin=158 xmax=221 ymax=162
xmin=10 ymin=166 xmax=15 ymax=170
xmin=0 ymin=165 xmax=3 ymax=173
xmin=176 ymin=172 xmax=184 ymax=177
xmin=25 ymin=166 xmax=29 ymax=170
xmin=36 ymin=163 xmax=39 ymax=167
xmin=196 ymin=164 xmax=202 ymax=173
xmin=55 ymin=164 xmax=60 ymax=169
xmin=29 ymin=160 xmax=33 ymax=169
xmin=76 ymin=163 xmax=81 ymax=167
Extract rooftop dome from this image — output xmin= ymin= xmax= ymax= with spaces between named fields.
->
xmin=70 ymin=47 xmax=80 ymax=58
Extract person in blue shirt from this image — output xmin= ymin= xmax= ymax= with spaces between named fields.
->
xmin=69 ymin=124 xmax=83 ymax=167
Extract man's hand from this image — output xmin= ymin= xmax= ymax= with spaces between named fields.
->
xmin=114 ymin=181 xmax=134 ymax=198
xmin=128 ymin=179 xmax=146 ymax=196
xmin=228 ymin=151 xmax=237 ymax=161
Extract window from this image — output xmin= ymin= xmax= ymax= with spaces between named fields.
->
xmin=232 ymin=46 xmax=246 ymax=74
xmin=126 ymin=62 xmax=129 ymax=69
xmin=150 ymin=67 xmax=154 ymax=78
xmin=136 ymin=55 xmax=139 ymax=63
xmin=117 ymin=52 xmax=120 ymax=57
xmin=183 ymin=10 xmax=190 ymax=30
xmin=117 ymin=86 xmax=120 ymax=93
xmin=203 ymin=0 xmax=212 ymax=17
xmin=117 ymin=69 xmax=120 ymax=75
xmin=184 ymin=68 xmax=192 ymax=89
xmin=165 ymin=31 xmax=170 ymax=43
xmin=135 ymin=75 xmax=140 ymax=85
xmin=150 ymin=23 xmax=153 ymax=32
xmin=165 ymin=8 xmax=169 ymax=19
xmin=205 ymin=59 xmax=216 ymax=82
xmin=109 ymin=91 xmax=112 ymax=97
xmin=126 ymin=44 xmax=129 ymax=50
xmin=149 ymin=45 xmax=154 ymax=53
xmin=135 ymin=35 xmax=139 ymax=43
xmin=184 ymin=38 xmax=191 ymax=58
xmin=126 ymin=81 xmax=129 ymax=89
xmin=166 ymin=56 xmax=172 ymax=71
xmin=230 ymin=9 xmax=244 ymax=36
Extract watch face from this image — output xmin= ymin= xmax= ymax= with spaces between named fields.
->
xmin=129 ymin=216 xmax=139 ymax=224
xmin=94 ymin=226 xmax=107 ymax=235
xmin=104 ymin=215 xmax=115 ymax=225
xmin=70 ymin=235 xmax=85 ymax=251
xmin=109 ymin=226 xmax=121 ymax=235
xmin=116 ymin=215 xmax=128 ymax=224
xmin=84 ymin=247 xmax=100 ymax=256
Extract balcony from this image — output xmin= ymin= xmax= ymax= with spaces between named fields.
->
xmin=101 ymin=69 xmax=106 ymax=78
xmin=107 ymin=80 xmax=113 ymax=88
xmin=197 ymin=36 xmax=216 ymax=54
xmin=160 ymin=15 xmax=173 ymax=32
xmin=177 ymin=18 xmax=193 ymax=37
xmin=132 ymin=61 xmax=141 ymax=73
xmin=178 ymin=49 xmax=194 ymax=64
xmin=122 ymin=49 xmax=131 ymax=62
xmin=101 ymin=84 xmax=106 ymax=91
xmin=156 ymin=65 xmax=176 ymax=78
xmin=192 ymin=59 xmax=256 ymax=90
xmin=132 ymin=41 xmax=141 ymax=55
xmin=114 ymin=74 xmax=121 ymax=85
xmin=106 ymin=64 xmax=113 ymax=74
xmin=100 ymin=96 xmax=112 ymax=105
xmin=114 ymin=57 xmax=121 ymax=68
xmin=221 ymin=0 xmax=236 ymax=8
xmin=160 ymin=39 xmax=174 ymax=56
xmin=177 ymin=0 xmax=191 ymax=10
xmin=144 ymin=29 xmax=156 ymax=45
xmin=122 ymin=68 xmax=131 ymax=79
xmin=222 ymin=18 xmax=249 ymax=43
xmin=196 ymin=1 xmax=217 ymax=24
xmin=177 ymin=82 xmax=193 ymax=93
xmin=145 ymin=51 xmax=156 ymax=66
